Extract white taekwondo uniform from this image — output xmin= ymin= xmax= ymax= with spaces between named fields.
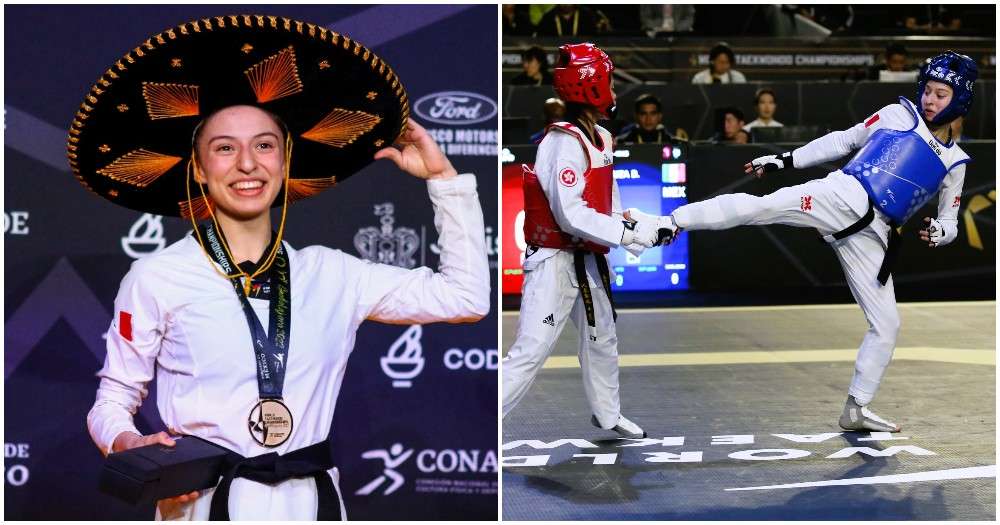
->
xmin=87 ymin=174 xmax=490 ymax=520
xmin=502 ymin=123 xmax=633 ymax=428
xmin=671 ymin=97 xmax=967 ymax=405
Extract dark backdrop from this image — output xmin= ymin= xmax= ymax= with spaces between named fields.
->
xmin=503 ymin=81 xmax=997 ymax=143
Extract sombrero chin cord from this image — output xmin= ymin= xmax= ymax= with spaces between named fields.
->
xmin=187 ymin=135 xmax=293 ymax=296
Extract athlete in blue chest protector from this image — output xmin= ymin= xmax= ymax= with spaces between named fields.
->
xmin=639 ymin=51 xmax=977 ymax=432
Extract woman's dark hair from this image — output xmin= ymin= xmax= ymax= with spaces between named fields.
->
xmin=754 ymin=88 xmax=776 ymax=105
xmin=192 ymin=105 xmax=288 ymax=157
xmin=563 ymin=101 xmax=608 ymax=146
xmin=521 ymin=46 xmax=549 ymax=70
xmin=709 ymin=42 xmax=735 ymax=63
xmin=564 ymin=101 xmax=589 ymax=129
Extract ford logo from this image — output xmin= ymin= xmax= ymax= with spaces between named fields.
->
xmin=413 ymin=91 xmax=497 ymax=125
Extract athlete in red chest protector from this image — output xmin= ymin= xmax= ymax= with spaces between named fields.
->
xmin=502 ymin=43 xmax=674 ymax=438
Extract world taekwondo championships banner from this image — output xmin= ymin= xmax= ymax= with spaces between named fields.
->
xmin=4 ymin=5 xmax=498 ymax=520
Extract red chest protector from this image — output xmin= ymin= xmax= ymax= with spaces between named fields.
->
xmin=523 ymin=122 xmax=614 ymax=254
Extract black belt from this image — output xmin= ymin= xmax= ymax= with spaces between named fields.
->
xmin=572 ymin=249 xmax=617 ymax=329
xmin=209 ymin=438 xmax=341 ymax=521
xmin=820 ymin=201 xmax=900 ymax=287
xmin=877 ymin=225 xmax=902 ymax=287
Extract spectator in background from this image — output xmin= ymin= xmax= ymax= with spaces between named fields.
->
xmin=882 ymin=43 xmax=910 ymax=73
xmin=902 ymin=6 xmax=962 ymax=34
xmin=692 ymin=42 xmax=746 ymax=84
xmin=503 ymin=4 xmax=535 ymax=36
xmin=535 ymin=5 xmax=601 ymax=37
xmin=712 ymin=107 xmax=749 ymax=144
xmin=617 ymin=94 xmax=689 ymax=144
xmin=849 ymin=43 xmax=914 ymax=82
xmin=510 ymin=46 xmax=554 ymax=86
xmin=876 ymin=43 xmax=913 ymax=80
xmin=743 ymin=88 xmax=784 ymax=132
xmin=640 ymin=4 xmax=695 ymax=36
xmin=529 ymin=98 xmax=567 ymax=144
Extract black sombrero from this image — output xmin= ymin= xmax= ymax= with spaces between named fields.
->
xmin=67 ymin=14 xmax=409 ymax=218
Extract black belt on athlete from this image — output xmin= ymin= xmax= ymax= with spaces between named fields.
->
xmin=573 ymin=249 xmax=617 ymax=328
xmin=209 ymin=438 xmax=341 ymax=521
xmin=820 ymin=201 xmax=901 ymax=287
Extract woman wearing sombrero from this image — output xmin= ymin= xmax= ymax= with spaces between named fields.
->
xmin=79 ymin=15 xmax=490 ymax=520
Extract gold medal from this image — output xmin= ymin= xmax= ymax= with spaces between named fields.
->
xmin=248 ymin=398 xmax=294 ymax=447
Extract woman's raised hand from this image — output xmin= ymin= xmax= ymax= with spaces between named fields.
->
xmin=374 ymin=119 xmax=458 ymax=180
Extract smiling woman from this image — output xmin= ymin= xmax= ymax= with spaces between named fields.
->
xmin=196 ymin=107 xmax=286 ymax=211
xmin=74 ymin=14 xmax=490 ymax=521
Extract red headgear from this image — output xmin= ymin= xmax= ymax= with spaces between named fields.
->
xmin=552 ymin=43 xmax=616 ymax=119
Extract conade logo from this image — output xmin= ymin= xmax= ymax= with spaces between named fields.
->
xmin=413 ymin=91 xmax=497 ymax=125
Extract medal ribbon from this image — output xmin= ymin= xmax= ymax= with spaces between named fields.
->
xmin=198 ymin=223 xmax=291 ymax=400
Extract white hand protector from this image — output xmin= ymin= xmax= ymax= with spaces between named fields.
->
xmin=748 ymin=151 xmax=793 ymax=178
xmin=611 ymin=211 xmax=646 ymax=256
xmin=922 ymin=217 xmax=956 ymax=247
xmin=622 ymin=208 xmax=679 ymax=247
xmin=620 ymin=217 xmax=660 ymax=248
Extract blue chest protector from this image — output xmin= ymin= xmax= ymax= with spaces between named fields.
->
xmin=842 ymin=128 xmax=946 ymax=225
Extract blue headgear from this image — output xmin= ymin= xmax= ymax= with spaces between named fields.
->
xmin=917 ymin=51 xmax=978 ymax=125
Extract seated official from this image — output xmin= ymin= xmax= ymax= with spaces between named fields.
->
xmin=616 ymin=94 xmax=689 ymax=144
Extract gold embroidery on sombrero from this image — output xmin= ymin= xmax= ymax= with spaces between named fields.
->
xmin=301 ymin=109 xmax=382 ymax=148
xmin=287 ymin=176 xmax=338 ymax=202
xmin=178 ymin=195 xmax=214 ymax=220
xmin=142 ymin=82 xmax=200 ymax=120
xmin=97 ymin=149 xmax=183 ymax=187
xmin=245 ymin=46 xmax=303 ymax=103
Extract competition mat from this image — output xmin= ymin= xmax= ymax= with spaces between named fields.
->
xmin=501 ymin=301 xmax=996 ymax=520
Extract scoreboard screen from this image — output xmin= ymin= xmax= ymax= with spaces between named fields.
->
xmin=501 ymin=144 xmax=689 ymax=295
